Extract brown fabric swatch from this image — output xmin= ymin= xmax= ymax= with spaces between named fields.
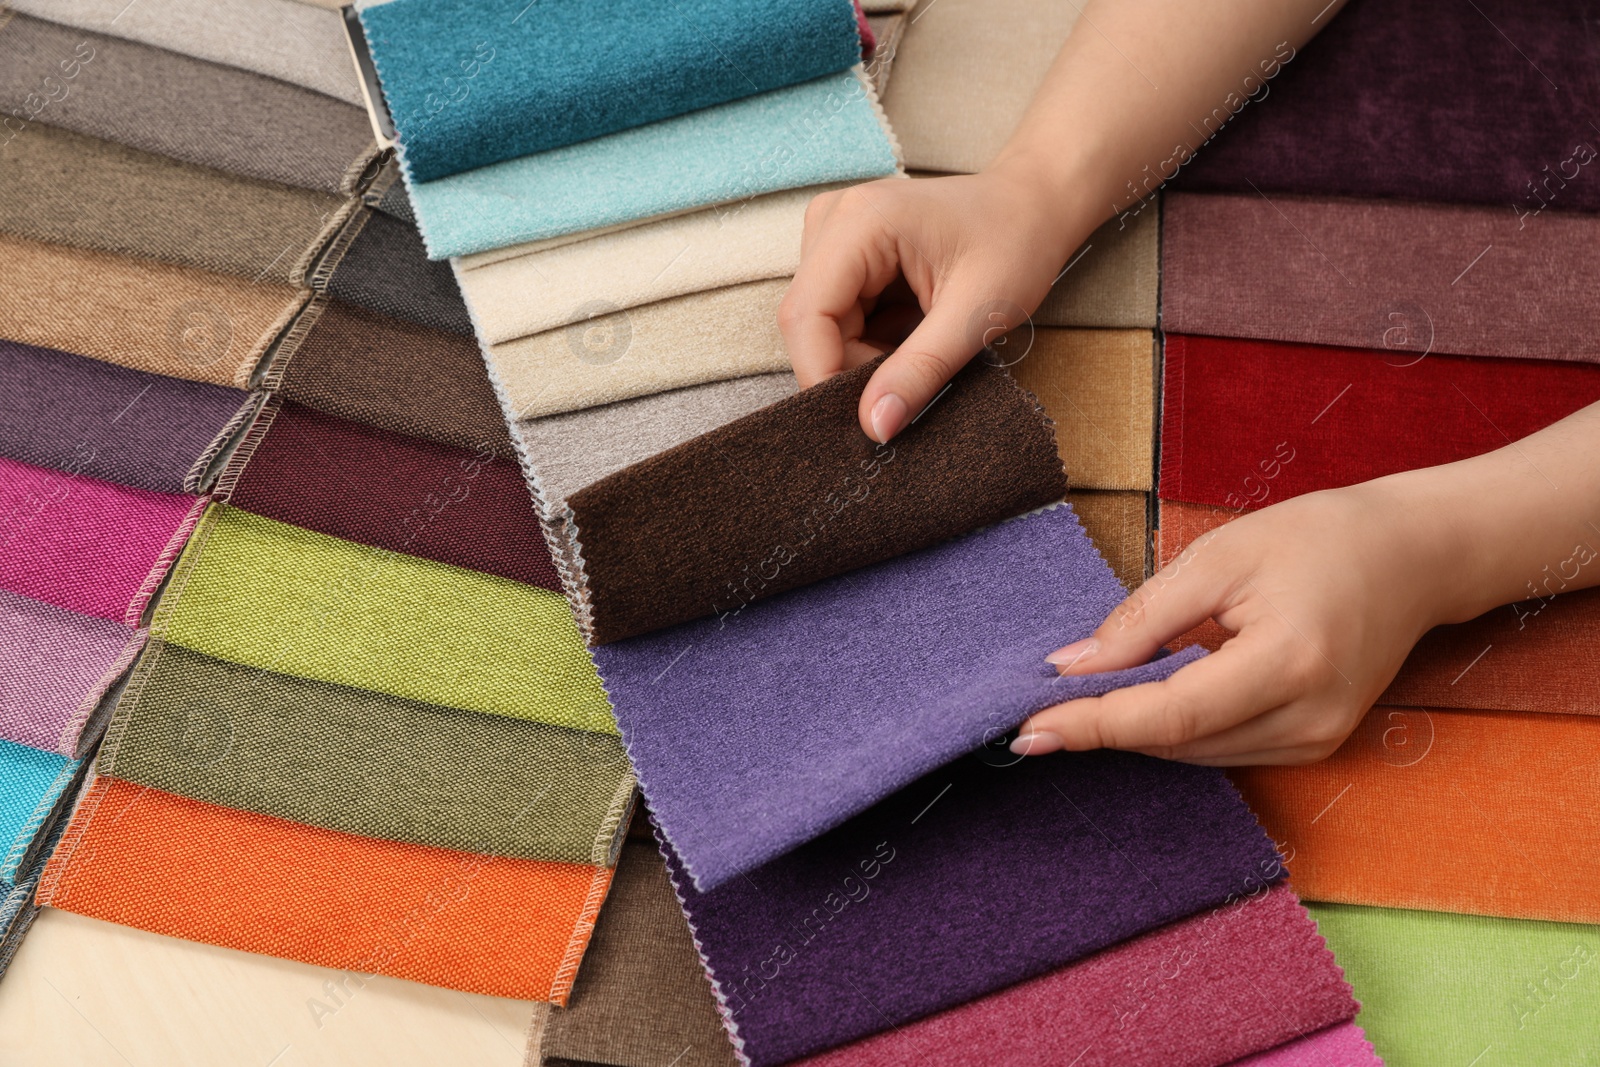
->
xmin=268 ymin=297 xmax=514 ymax=457
xmin=0 ymin=13 xmax=380 ymax=195
xmin=0 ymin=233 xmax=304 ymax=388
xmin=567 ymin=356 xmax=1068 ymax=643
xmin=1071 ymin=489 xmax=1148 ymax=591
xmin=528 ymin=841 xmax=738 ymax=1067
xmin=0 ymin=122 xmax=354 ymax=287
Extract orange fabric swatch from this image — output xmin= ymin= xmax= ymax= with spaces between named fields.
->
xmin=38 ymin=778 xmax=612 ymax=1001
xmin=1155 ymin=499 xmax=1600 ymax=716
xmin=1230 ymin=706 xmax=1600 ymax=924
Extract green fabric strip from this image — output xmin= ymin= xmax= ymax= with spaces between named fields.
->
xmin=160 ymin=505 xmax=614 ymax=733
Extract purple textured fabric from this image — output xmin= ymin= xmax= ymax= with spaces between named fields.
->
xmin=668 ymin=748 xmax=1282 ymax=1067
xmin=595 ymin=504 xmax=1207 ymax=890
xmin=0 ymin=589 xmax=144 ymax=758
xmin=0 ymin=339 xmax=258 ymax=494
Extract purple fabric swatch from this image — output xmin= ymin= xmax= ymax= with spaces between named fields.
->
xmin=0 ymin=340 xmax=258 ymax=494
xmin=595 ymin=504 xmax=1207 ymax=890
xmin=0 ymin=588 xmax=144 ymax=758
xmin=668 ymin=749 xmax=1282 ymax=1067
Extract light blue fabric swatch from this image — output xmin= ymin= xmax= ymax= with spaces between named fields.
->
xmin=0 ymin=740 xmax=78 ymax=888
xmin=406 ymin=70 xmax=899 ymax=258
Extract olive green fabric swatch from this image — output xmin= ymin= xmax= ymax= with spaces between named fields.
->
xmin=158 ymin=505 xmax=614 ymax=733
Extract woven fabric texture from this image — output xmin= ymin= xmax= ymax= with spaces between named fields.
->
xmin=597 ymin=505 xmax=1206 ymax=891
xmin=361 ymin=0 xmax=862 ymax=182
xmin=0 ymin=740 xmax=80 ymax=889
xmin=0 ymin=455 xmax=206 ymax=626
xmin=1227 ymin=1024 xmax=1383 ymax=1067
xmin=1232 ymin=706 xmax=1600 ymax=923
xmin=0 ymin=589 xmax=144 ymax=758
xmin=0 ymin=233 xmax=304 ymax=388
xmin=567 ymin=356 xmax=1068 ymax=643
xmin=1072 ymin=488 xmax=1148 ymax=590
xmin=101 ymin=644 xmax=633 ymax=866
xmin=1309 ymin=903 xmax=1600 ymax=1065
xmin=672 ymin=750 xmax=1280 ymax=1066
xmin=0 ymin=121 xmax=354 ymax=287
xmin=321 ymin=210 xmax=475 ymax=336
xmin=0 ymin=339 xmax=259 ymax=495
xmin=1161 ymin=193 xmax=1600 ymax=363
xmin=156 ymin=505 xmax=613 ymax=732
xmin=1033 ymin=207 xmax=1160 ymax=329
xmin=798 ymin=884 xmax=1355 ymax=1067
xmin=272 ymin=298 xmax=514 ymax=456
xmin=39 ymin=778 xmax=612 ymax=1001
xmin=0 ymin=14 xmax=378 ymax=195
xmin=224 ymin=400 xmax=560 ymax=590
xmin=406 ymin=70 xmax=900 ymax=257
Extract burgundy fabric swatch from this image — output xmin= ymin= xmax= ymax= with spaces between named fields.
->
xmin=223 ymin=400 xmax=560 ymax=590
xmin=0 ymin=339 xmax=258 ymax=494
xmin=797 ymin=883 xmax=1356 ymax=1067
xmin=667 ymin=749 xmax=1283 ymax=1067
xmin=1160 ymin=192 xmax=1600 ymax=363
xmin=1178 ymin=0 xmax=1600 ymax=213
xmin=1225 ymin=1023 xmax=1383 ymax=1067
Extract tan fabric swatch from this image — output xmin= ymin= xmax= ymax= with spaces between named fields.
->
xmin=1008 ymin=328 xmax=1154 ymax=491
xmin=0 ymin=234 xmax=304 ymax=388
xmin=0 ymin=122 xmax=354 ymax=287
xmin=1033 ymin=207 xmax=1160 ymax=329
xmin=881 ymin=0 xmax=1079 ymax=172
xmin=1072 ymin=489 xmax=1149 ymax=590
xmin=484 ymin=280 xmax=794 ymax=422
xmin=861 ymin=0 xmax=915 ymax=12
xmin=866 ymin=14 xmax=907 ymax=95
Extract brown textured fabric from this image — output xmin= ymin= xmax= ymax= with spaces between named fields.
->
xmin=567 ymin=356 xmax=1068 ymax=643
xmin=269 ymin=297 xmax=514 ymax=456
xmin=1071 ymin=489 xmax=1148 ymax=590
xmin=0 ymin=122 xmax=353 ymax=286
xmin=0 ymin=233 xmax=304 ymax=388
xmin=528 ymin=841 xmax=738 ymax=1067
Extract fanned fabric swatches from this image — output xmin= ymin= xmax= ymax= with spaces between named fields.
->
xmin=319 ymin=210 xmax=475 ymax=336
xmin=359 ymin=0 xmax=864 ymax=182
xmin=39 ymin=778 xmax=612 ymax=1001
xmin=0 ymin=740 xmax=82 ymax=889
xmin=599 ymin=505 xmax=1206 ymax=890
xmin=1161 ymin=193 xmax=1600 ymax=363
xmin=799 ymin=884 xmax=1355 ymax=1067
xmin=669 ymin=750 xmax=1281 ymax=1065
xmin=1232 ymin=706 xmax=1600 ymax=923
xmin=0 ymin=14 xmax=378 ymax=195
xmin=1178 ymin=0 xmax=1600 ymax=213
xmin=1225 ymin=1024 xmax=1383 ymax=1067
xmin=405 ymin=70 xmax=899 ymax=257
xmin=0 ymin=340 xmax=261 ymax=495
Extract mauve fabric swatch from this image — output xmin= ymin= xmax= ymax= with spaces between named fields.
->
xmin=0 ymin=589 xmax=144 ymax=758
xmin=596 ymin=504 xmax=1207 ymax=890
xmin=670 ymin=749 xmax=1281 ymax=1065
xmin=1225 ymin=1023 xmax=1382 ymax=1067
xmin=321 ymin=210 xmax=475 ymax=336
xmin=1178 ymin=0 xmax=1600 ymax=213
xmin=0 ymin=339 xmax=260 ymax=495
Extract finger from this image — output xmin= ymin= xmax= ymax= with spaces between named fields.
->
xmin=797 ymin=189 xmax=843 ymax=259
xmin=1157 ymin=697 xmax=1354 ymax=764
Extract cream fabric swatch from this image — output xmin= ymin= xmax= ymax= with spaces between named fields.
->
xmin=881 ymin=0 xmax=1079 ymax=172
xmin=1034 ymin=206 xmax=1159 ymax=329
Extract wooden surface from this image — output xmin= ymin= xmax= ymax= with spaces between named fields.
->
xmin=0 ymin=909 xmax=533 ymax=1067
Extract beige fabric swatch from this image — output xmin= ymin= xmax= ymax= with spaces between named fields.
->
xmin=1034 ymin=206 xmax=1160 ymax=329
xmin=862 ymin=0 xmax=916 ymax=12
xmin=1072 ymin=489 xmax=1149 ymax=590
xmin=0 ymin=234 xmax=305 ymax=388
xmin=482 ymin=280 xmax=794 ymax=422
xmin=881 ymin=0 xmax=1079 ymax=172
xmin=866 ymin=14 xmax=908 ymax=95
xmin=1009 ymin=328 xmax=1154 ymax=491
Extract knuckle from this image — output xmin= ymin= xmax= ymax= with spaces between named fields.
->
xmin=775 ymin=294 xmax=811 ymax=332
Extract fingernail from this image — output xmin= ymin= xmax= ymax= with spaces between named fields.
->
xmin=1046 ymin=638 xmax=1098 ymax=671
xmin=1010 ymin=730 xmax=1063 ymax=756
xmin=868 ymin=393 xmax=908 ymax=443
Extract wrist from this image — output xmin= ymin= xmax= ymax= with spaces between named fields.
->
xmin=982 ymin=145 xmax=1110 ymax=264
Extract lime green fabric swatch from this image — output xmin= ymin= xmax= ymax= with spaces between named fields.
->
xmin=162 ymin=505 xmax=615 ymax=733
xmin=1309 ymin=903 xmax=1600 ymax=1064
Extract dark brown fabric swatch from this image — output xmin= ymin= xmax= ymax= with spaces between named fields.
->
xmin=567 ymin=357 xmax=1068 ymax=643
xmin=321 ymin=209 xmax=475 ymax=336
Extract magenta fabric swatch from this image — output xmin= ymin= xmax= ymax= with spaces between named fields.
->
xmin=1226 ymin=1023 xmax=1383 ymax=1067
xmin=0 ymin=456 xmax=206 ymax=626
xmin=0 ymin=589 xmax=144 ymax=758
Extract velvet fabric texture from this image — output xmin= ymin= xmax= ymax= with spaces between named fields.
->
xmin=671 ymin=750 xmax=1281 ymax=1065
xmin=0 ymin=740 xmax=81 ymax=889
xmin=1227 ymin=1024 xmax=1382 ymax=1067
xmin=1010 ymin=328 xmax=1155 ymax=490
xmin=1161 ymin=193 xmax=1600 ymax=363
xmin=360 ymin=0 xmax=863 ymax=182
xmin=1072 ymin=489 xmax=1149 ymax=590
xmin=321 ymin=210 xmax=475 ymax=336
xmin=597 ymin=505 xmax=1206 ymax=890
xmin=39 ymin=778 xmax=612 ymax=1001
xmin=1232 ymin=706 xmax=1600 ymax=924
xmin=1032 ymin=207 xmax=1160 ymax=329
xmin=0 ymin=14 xmax=379 ymax=195
xmin=798 ymin=884 xmax=1356 ymax=1067
xmin=566 ymin=357 xmax=1068 ymax=643
xmin=405 ymin=70 xmax=900 ymax=257
xmin=1178 ymin=0 xmax=1600 ymax=213
xmin=0 ymin=339 xmax=260 ymax=495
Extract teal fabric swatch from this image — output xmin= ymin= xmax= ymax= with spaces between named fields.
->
xmin=0 ymin=739 xmax=78 ymax=888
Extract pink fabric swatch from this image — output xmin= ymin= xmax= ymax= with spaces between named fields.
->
xmin=797 ymin=884 xmax=1357 ymax=1067
xmin=0 ymin=455 xmax=206 ymax=626
xmin=1226 ymin=1023 xmax=1383 ymax=1067
xmin=854 ymin=0 xmax=876 ymax=56
xmin=0 ymin=589 xmax=144 ymax=757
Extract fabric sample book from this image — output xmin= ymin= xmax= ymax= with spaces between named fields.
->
xmin=319 ymin=209 xmax=475 ymax=336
